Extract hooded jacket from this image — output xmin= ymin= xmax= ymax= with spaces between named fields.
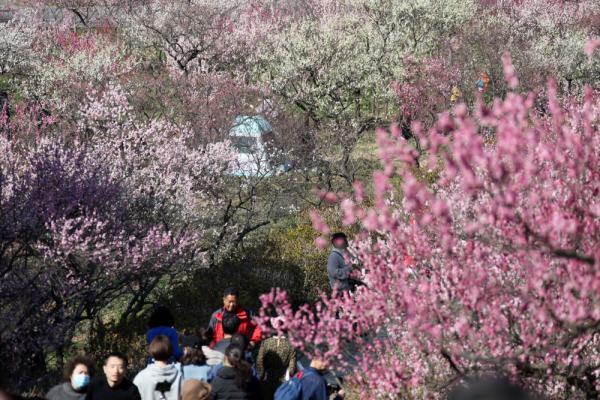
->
xmin=133 ymin=363 xmax=182 ymax=400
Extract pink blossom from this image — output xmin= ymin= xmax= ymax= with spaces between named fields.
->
xmin=584 ymin=38 xmax=600 ymax=57
xmin=261 ymin=77 xmax=600 ymax=397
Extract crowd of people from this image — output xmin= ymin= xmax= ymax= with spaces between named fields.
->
xmin=37 ymin=286 xmax=341 ymax=400
xmin=1 ymin=233 xmax=537 ymax=400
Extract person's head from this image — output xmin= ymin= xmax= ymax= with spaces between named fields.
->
xmin=148 ymin=305 xmax=175 ymax=329
xmin=149 ymin=334 xmax=173 ymax=363
xmin=103 ymin=352 xmax=128 ymax=387
xmin=230 ymin=333 xmax=248 ymax=352
xmin=310 ymin=358 xmax=327 ymax=372
xmin=222 ymin=313 xmax=241 ymax=337
xmin=181 ymin=379 xmax=211 ymax=400
xmin=64 ymin=355 xmax=95 ymax=391
xmin=181 ymin=335 xmax=206 ymax=366
xmin=448 ymin=377 xmax=534 ymax=400
xmin=222 ymin=287 xmax=239 ymax=312
xmin=196 ymin=327 xmax=213 ymax=347
xmin=331 ymin=232 xmax=348 ymax=249
xmin=223 ymin=344 xmax=251 ymax=389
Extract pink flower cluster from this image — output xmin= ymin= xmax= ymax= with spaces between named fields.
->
xmin=260 ymin=66 xmax=600 ymax=397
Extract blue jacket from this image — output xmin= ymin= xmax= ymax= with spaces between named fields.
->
xmin=182 ymin=364 xmax=211 ymax=383
xmin=146 ymin=326 xmax=183 ymax=361
xmin=300 ymin=367 xmax=327 ymax=400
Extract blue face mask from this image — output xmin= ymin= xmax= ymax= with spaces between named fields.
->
xmin=71 ymin=374 xmax=90 ymax=391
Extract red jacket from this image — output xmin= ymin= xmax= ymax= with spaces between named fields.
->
xmin=208 ymin=307 xmax=262 ymax=346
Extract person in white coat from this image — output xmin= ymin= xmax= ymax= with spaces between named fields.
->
xmin=134 ymin=335 xmax=182 ymax=400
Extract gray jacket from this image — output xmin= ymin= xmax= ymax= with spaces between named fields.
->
xmin=46 ymin=382 xmax=86 ymax=400
xmin=327 ymin=248 xmax=351 ymax=291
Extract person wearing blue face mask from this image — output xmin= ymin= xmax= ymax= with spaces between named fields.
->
xmin=46 ymin=355 xmax=95 ymax=400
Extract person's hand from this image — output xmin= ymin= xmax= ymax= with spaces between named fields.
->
xmin=249 ymin=341 xmax=257 ymax=348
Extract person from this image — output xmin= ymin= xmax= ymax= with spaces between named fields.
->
xmin=327 ymin=233 xmax=352 ymax=292
xmin=256 ymin=320 xmax=296 ymax=400
xmin=327 ymin=233 xmax=365 ymax=293
xmin=211 ymin=313 xmax=241 ymax=360
xmin=146 ymin=306 xmax=183 ymax=362
xmin=86 ymin=352 xmax=140 ymax=400
xmin=133 ymin=335 xmax=182 ymax=400
xmin=230 ymin=334 xmax=255 ymax=366
xmin=298 ymin=358 xmax=328 ymax=400
xmin=181 ymin=335 xmax=212 ymax=383
xmin=46 ymin=355 xmax=95 ymax=400
xmin=198 ymin=328 xmax=222 ymax=368
xmin=208 ymin=333 xmax=259 ymax=383
xmin=208 ymin=288 xmax=261 ymax=348
xmin=209 ymin=345 xmax=261 ymax=400
xmin=181 ymin=379 xmax=211 ymax=400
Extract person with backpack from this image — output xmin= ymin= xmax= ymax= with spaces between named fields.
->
xmin=133 ymin=335 xmax=182 ymax=400
xmin=209 ymin=344 xmax=261 ymax=400
xmin=274 ymin=358 xmax=327 ymax=400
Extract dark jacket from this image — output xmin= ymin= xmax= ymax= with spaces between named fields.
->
xmin=208 ymin=307 xmax=262 ymax=346
xmin=299 ymin=367 xmax=327 ymax=400
xmin=327 ymin=248 xmax=351 ymax=291
xmin=210 ymin=366 xmax=261 ymax=400
xmin=85 ymin=377 xmax=141 ymax=400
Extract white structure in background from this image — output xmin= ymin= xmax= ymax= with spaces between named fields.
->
xmin=229 ymin=115 xmax=290 ymax=177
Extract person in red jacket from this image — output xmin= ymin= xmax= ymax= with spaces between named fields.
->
xmin=208 ymin=287 xmax=262 ymax=348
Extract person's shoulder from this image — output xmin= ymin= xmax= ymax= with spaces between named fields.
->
xmin=328 ymin=249 xmax=342 ymax=262
xmin=45 ymin=383 xmax=64 ymax=398
xmin=210 ymin=308 xmax=222 ymax=319
xmin=148 ymin=325 xmax=177 ymax=335
xmin=244 ymin=307 xmax=255 ymax=318
xmin=123 ymin=378 xmax=141 ymax=395
xmin=88 ymin=377 xmax=105 ymax=389
xmin=209 ymin=374 xmax=226 ymax=390
xmin=133 ymin=367 xmax=146 ymax=383
xmin=302 ymin=369 xmax=325 ymax=383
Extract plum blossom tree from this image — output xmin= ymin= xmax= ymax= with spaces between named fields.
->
xmin=0 ymin=135 xmax=194 ymax=388
xmin=251 ymin=0 xmax=485 ymax=192
xmin=0 ymin=9 xmax=134 ymax=116
xmin=0 ymin=82 xmax=238 ymax=388
xmin=259 ymin=67 xmax=600 ymax=398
